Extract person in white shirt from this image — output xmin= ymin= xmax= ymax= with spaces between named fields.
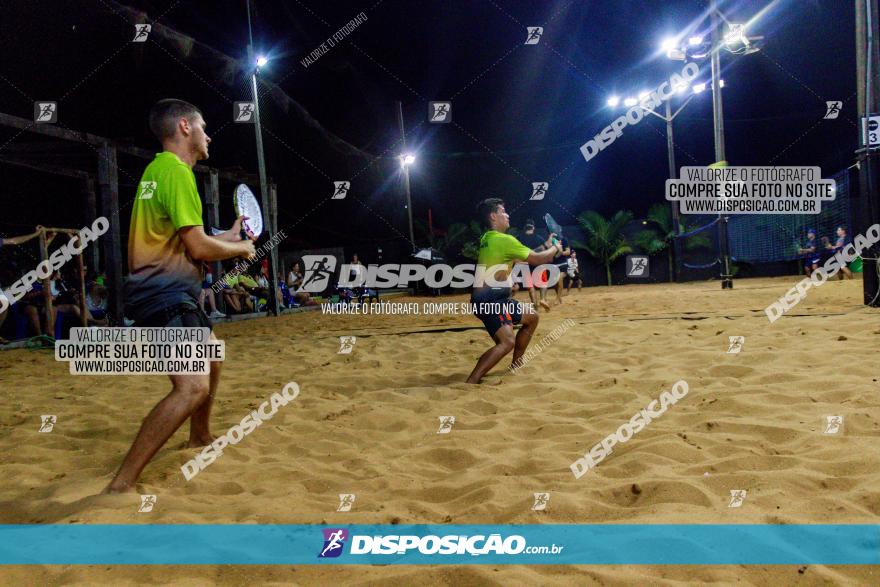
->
xmin=566 ymin=250 xmax=583 ymax=292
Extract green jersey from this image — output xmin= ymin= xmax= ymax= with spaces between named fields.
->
xmin=475 ymin=230 xmax=531 ymax=290
xmin=125 ymin=151 xmax=204 ymax=321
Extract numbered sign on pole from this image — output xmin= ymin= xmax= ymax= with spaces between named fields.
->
xmin=862 ymin=115 xmax=880 ymax=147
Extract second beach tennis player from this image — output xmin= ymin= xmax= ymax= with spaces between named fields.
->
xmin=466 ymin=198 xmax=562 ymax=384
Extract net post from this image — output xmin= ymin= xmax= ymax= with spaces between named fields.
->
xmin=269 ymin=181 xmax=280 ymax=313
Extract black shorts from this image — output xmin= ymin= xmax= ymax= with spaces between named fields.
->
xmin=471 ymin=288 xmax=524 ymax=336
xmin=136 ymin=303 xmax=213 ymax=330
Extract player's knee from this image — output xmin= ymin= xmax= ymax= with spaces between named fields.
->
xmin=498 ymin=336 xmax=515 ymax=354
xmin=178 ymin=377 xmax=210 ymax=404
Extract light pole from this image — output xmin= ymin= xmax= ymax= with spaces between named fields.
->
xmin=709 ymin=0 xmax=733 ymax=289
xmin=396 ymin=101 xmax=416 ymax=252
xmin=608 ymin=81 xmax=697 ymax=281
xmin=246 ymin=0 xmax=279 ymax=314
xmin=665 ymin=98 xmax=683 ymax=282
xmin=661 ymin=10 xmax=761 ymax=290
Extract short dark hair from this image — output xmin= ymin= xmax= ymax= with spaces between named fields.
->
xmin=838 ymin=225 xmax=847 ymax=232
xmin=148 ymin=99 xmax=202 ymax=142
xmin=477 ymin=198 xmax=505 ymax=228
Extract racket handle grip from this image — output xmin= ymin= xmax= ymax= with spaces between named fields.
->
xmin=240 ymin=229 xmax=249 ymax=241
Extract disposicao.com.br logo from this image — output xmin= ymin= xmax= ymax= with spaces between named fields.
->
xmin=318 ymin=529 xmax=563 ymax=558
xmin=298 ymin=255 xmax=562 ymax=292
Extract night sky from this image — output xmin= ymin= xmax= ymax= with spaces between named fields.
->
xmin=0 ymin=0 xmax=858 ymax=263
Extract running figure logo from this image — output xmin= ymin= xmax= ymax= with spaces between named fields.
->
xmin=532 ymin=492 xmax=550 ymax=511
xmin=338 ymin=336 xmax=356 ymax=354
xmin=530 ymin=182 xmax=548 ymax=200
xmin=824 ymin=101 xmax=842 ymax=119
xmin=437 ymin=416 xmax=455 ymax=434
xmin=337 ymin=494 xmax=356 ymax=512
xmin=39 ymin=415 xmax=56 ymax=433
xmin=626 ymin=255 xmax=649 ymax=277
xmin=138 ymin=494 xmax=157 ymax=513
xmin=727 ymin=489 xmax=746 ymax=508
xmin=428 ymin=101 xmax=452 ymax=123
xmin=727 ymin=336 xmax=745 ymax=354
xmin=319 ymin=528 xmax=349 ymax=558
xmin=299 ymin=255 xmax=337 ymax=293
xmin=132 ymin=24 xmax=151 ymax=42
xmin=234 ymin=102 xmax=255 ymax=123
xmin=34 ymin=102 xmax=57 ymax=124
xmin=332 ymin=181 xmax=350 ymax=200
xmin=524 ymin=27 xmax=543 ymax=45
xmin=138 ymin=181 xmax=157 ymax=200
xmin=823 ymin=415 xmax=843 ymax=435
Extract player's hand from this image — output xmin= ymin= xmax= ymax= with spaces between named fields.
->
xmin=239 ymin=239 xmax=257 ymax=260
xmin=231 ymin=216 xmax=256 ymax=240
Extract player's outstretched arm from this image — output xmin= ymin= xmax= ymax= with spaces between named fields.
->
xmin=179 ymin=226 xmax=255 ymax=261
xmin=526 ymin=244 xmax=560 ymax=266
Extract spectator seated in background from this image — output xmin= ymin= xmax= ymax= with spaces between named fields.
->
xmin=337 ymin=286 xmax=354 ymax=304
xmin=218 ymin=264 xmax=253 ymax=314
xmin=259 ymin=261 xmax=285 ymax=311
xmin=286 ymin=261 xmax=314 ymax=306
xmin=237 ymin=269 xmax=265 ymax=310
xmin=198 ymin=262 xmax=226 ymax=319
xmin=51 ymin=269 xmax=84 ymax=325
xmin=20 ymin=281 xmax=49 ymax=336
xmin=85 ymin=282 xmax=109 ymax=326
xmin=344 ymin=253 xmax=379 ymax=305
xmin=355 ymin=286 xmax=379 ymax=304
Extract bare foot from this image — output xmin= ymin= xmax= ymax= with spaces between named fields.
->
xmin=186 ymin=435 xmax=217 ymax=448
xmin=102 ymin=481 xmax=137 ymax=494
xmin=539 ymin=300 xmax=551 ymax=312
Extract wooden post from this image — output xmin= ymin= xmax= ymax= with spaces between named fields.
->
xmin=37 ymin=228 xmax=55 ymax=336
xmin=97 ymin=143 xmax=124 ymax=326
xmin=76 ymin=238 xmax=87 ymax=327
xmin=203 ymin=169 xmax=224 ymax=313
xmin=83 ymin=177 xmax=99 ymax=275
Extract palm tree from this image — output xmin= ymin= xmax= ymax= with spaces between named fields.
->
xmin=575 ymin=210 xmax=633 ymax=286
xmin=455 ymin=220 xmax=484 ymax=260
xmin=416 ymin=220 xmax=484 ymax=261
xmin=633 ymin=204 xmax=712 ymax=280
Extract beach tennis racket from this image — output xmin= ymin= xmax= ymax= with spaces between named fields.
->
xmin=544 ymin=213 xmax=563 ymax=245
xmin=234 ymin=184 xmax=263 ymax=240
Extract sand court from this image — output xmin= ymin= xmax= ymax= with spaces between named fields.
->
xmin=0 ymin=276 xmax=878 ymax=584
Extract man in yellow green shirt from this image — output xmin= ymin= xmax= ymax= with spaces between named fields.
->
xmin=466 ymin=198 xmax=562 ymax=384
xmin=105 ymin=99 xmax=256 ymax=493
